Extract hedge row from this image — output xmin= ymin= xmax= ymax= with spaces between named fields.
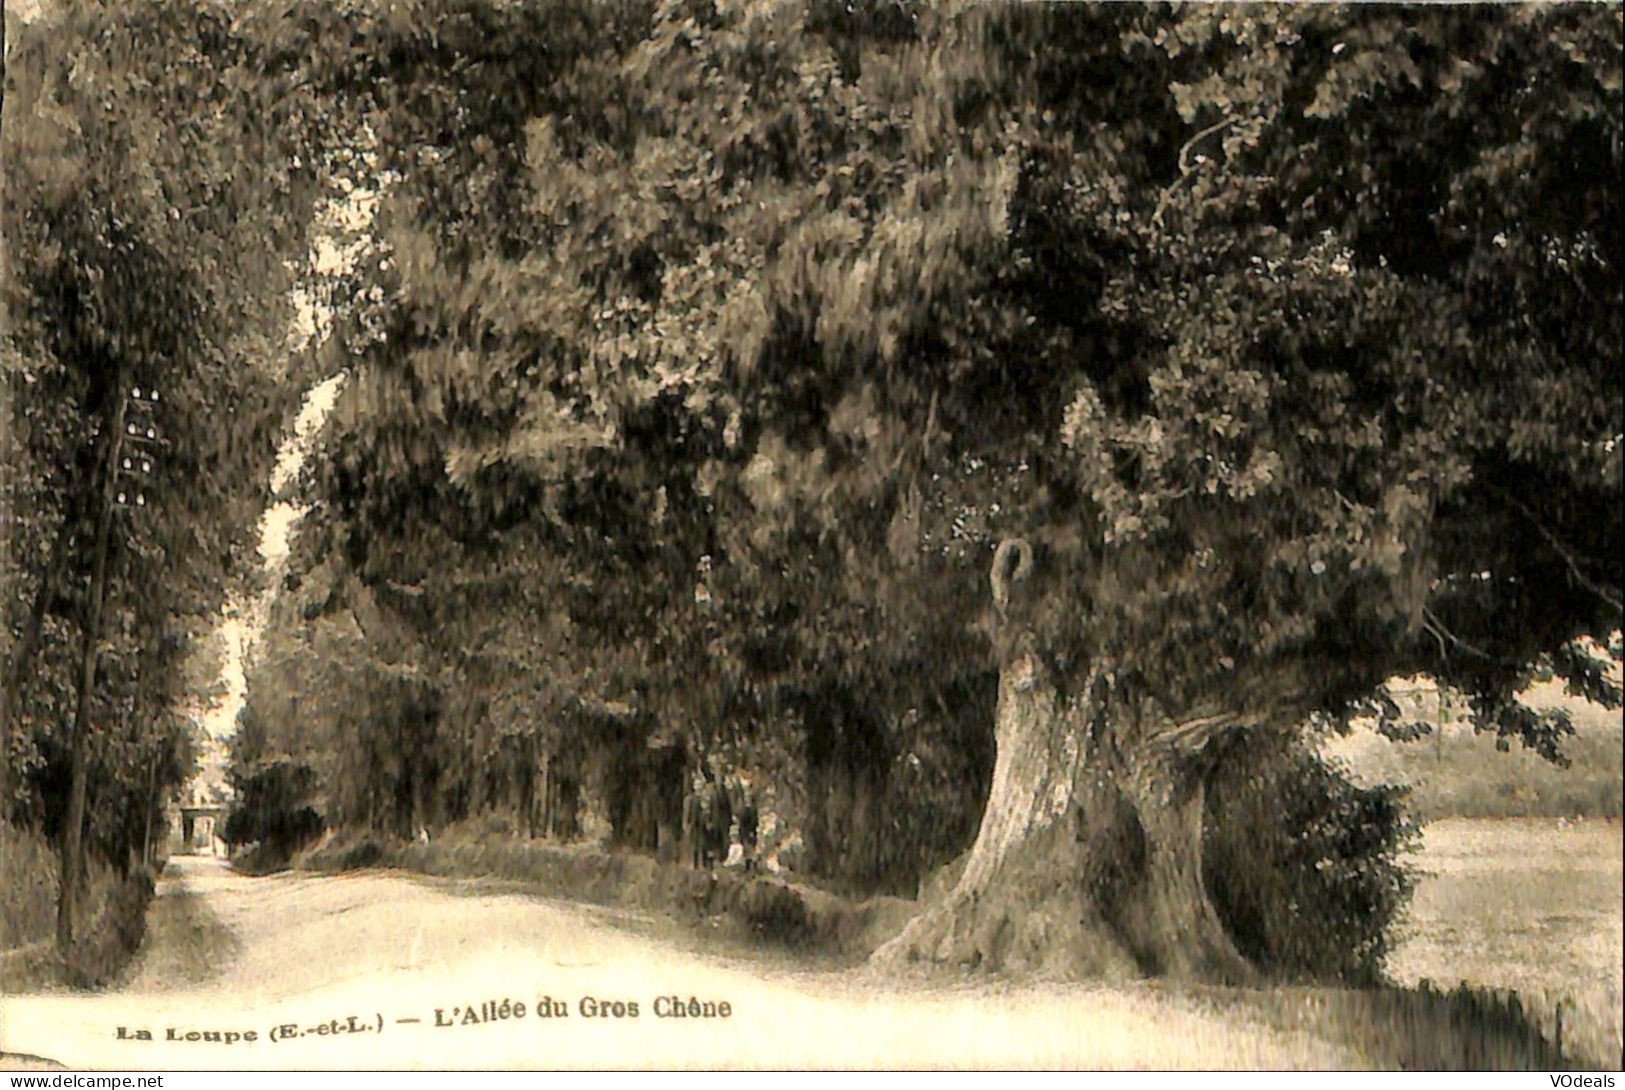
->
xmin=297 ymin=825 xmax=914 ymax=958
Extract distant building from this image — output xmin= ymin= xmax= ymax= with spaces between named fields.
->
xmin=168 ymin=787 xmax=226 ymax=856
xmin=166 ymin=729 xmax=232 ymax=856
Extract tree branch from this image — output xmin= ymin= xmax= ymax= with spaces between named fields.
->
xmin=1178 ymin=116 xmax=1239 ymax=176
xmin=1151 ymin=116 xmax=1238 ymax=229
xmin=1422 ymin=606 xmax=1506 ymax=664
xmin=990 ymin=537 xmax=1032 ymax=618
xmin=1491 ymin=486 xmax=1623 ymax=614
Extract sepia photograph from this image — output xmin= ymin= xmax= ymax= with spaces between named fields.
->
xmin=1 ymin=0 xmax=1621 ymax=1073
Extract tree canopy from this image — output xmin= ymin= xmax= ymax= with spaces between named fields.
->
xmin=1 ymin=0 xmax=358 ymax=947
xmin=15 ymin=0 xmax=1613 ymax=978
xmin=276 ymin=2 xmax=1618 ymax=763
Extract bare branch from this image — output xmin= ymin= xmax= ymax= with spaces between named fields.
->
xmin=1422 ymin=607 xmax=1500 ymax=663
xmin=1178 ymin=116 xmax=1239 ymax=176
xmin=1151 ymin=116 xmax=1239 ymax=229
xmin=1492 ymin=486 xmax=1623 ymax=614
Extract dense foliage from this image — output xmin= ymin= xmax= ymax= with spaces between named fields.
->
xmin=222 ymin=757 xmax=324 ymax=863
xmin=1206 ymin=739 xmax=1418 ymax=983
xmin=250 ymin=0 xmax=1618 ymax=898
xmin=7 ymin=0 xmax=1615 ymax=977
xmin=1 ymin=0 xmax=350 ymax=948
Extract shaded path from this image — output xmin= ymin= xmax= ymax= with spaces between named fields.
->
xmin=1 ymin=855 xmax=1364 ymax=1069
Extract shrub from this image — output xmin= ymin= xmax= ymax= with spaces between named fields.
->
xmin=223 ymin=758 xmax=325 ymax=865
xmin=65 ymin=868 xmax=156 ymax=988
xmin=733 ymin=879 xmax=812 ymax=945
xmin=339 ymin=839 xmax=385 ymax=869
xmin=1326 ymin=982 xmax=1570 ymax=1069
xmin=1206 ymin=735 xmax=1420 ymax=984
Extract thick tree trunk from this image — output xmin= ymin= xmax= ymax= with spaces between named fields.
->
xmin=1116 ymin=764 xmax=1255 ymax=984
xmin=872 ymin=538 xmax=1258 ymax=984
xmin=872 ymin=642 xmax=1140 ymax=979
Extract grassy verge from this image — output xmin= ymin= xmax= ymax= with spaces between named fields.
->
xmin=1 ymin=822 xmax=58 ymax=951
xmin=116 ymin=886 xmax=238 ymax=990
xmin=1387 ymin=818 xmax=1623 ymax=1071
xmin=1 ymin=822 xmax=158 ymax=992
xmin=1227 ymin=982 xmax=1579 ymax=1070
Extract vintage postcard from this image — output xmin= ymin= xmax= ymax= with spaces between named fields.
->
xmin=2 ymin=0 xmax=1620 ymax=1072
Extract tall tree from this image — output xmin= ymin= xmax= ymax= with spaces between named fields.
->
xmin=280 ymin=0 xmax=1620 ymax=979
xmin=2 ymin=0 xmax=344 ymax=951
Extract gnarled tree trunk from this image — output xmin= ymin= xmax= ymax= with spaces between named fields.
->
xmin=872 ymin=538 xmax=1257 ymax=984
xmin=873 ymin=637 xmax=1140 ymax=979
xmin=1115 ymin=747 xmax=1254 ymax=984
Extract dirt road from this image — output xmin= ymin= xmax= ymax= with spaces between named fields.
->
xmin=1 ymin=855 xmax=1362 ymax=1069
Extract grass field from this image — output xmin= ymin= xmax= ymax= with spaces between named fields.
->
xmin=1322 ymin=679 xmax=1623 ymax=821
xmin=1387 ymin=818 xmax=1624 ymax=1069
